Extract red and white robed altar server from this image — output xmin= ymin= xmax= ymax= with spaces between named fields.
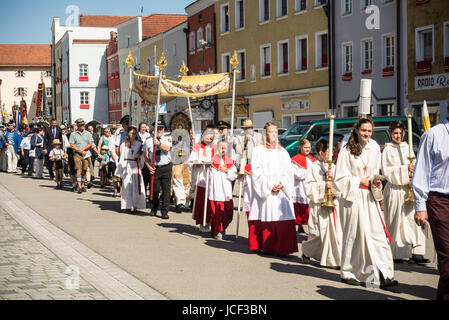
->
xmin=291 ymin=139 xmax=316 ymax=232
xmin=187 ymin=129 xmax=216 ymax=232
xmin=250 ymin=123 xmax=298 ymax=256
xmin=207 ymin=140 xmax=238 ymax=239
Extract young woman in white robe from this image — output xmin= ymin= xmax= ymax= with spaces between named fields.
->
xmin=250 ymin=122 xmax=298 ymax=256
xmin=115 ymin=127 xmax=146 ymax=212
xmin=302 ymin=139 xmax=342 ymax=269
xmin=187 ymin=129 xmax=216 ymax=232
xmin=291 ymin=139 xmax=316 ymax=234
xmin=208 ymin=140 xmax=238 ymax=240
xmin=381 ymin=120 xmax=429 ymax=264
xmin=335 ymin=117 xmax=398 ymax=289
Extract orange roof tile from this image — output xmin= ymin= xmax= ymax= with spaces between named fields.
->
xmin=142 ymin=14 xmax=187 ymax=39
xmin=79 ymin=14 xmax=135 ymax=27
xmin=0 ymin=44 xmax=51 ymax=67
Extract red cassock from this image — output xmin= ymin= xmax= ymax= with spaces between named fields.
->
xmin=291 ymin=153 xmax=316 ymax=226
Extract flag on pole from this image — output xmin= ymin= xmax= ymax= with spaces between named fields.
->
xmin=42 ymin=81 xmax=50 ymax=120
xmin=21 ymin=98 xmax=29 ymax=130
xmin=422 ymin=100 xmax=431 ymax=132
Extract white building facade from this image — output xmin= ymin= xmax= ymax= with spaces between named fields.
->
xmin=52 ymin=17 xmax=120 ymax=125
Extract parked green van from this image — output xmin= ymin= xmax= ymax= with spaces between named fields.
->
xmin=279 ymin=116 xmax=421 ymax=157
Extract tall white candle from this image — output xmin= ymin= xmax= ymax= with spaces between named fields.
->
xmin=407 ymin=115 xmax=413 ymax=157
xmin=328 ymin=115 xmax=335 ymax=161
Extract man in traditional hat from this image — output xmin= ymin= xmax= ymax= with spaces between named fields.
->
xmin=235 ymin=119 xmax=264 ymax=165
xmin=4 ymin=122 xmax=21 ymax=173
xmin=144 ymin=120 xmax=172 ymax=219
xmin=69 ymin=118 xmax=94 ymax=193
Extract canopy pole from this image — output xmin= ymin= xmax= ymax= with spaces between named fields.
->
xmin=150 ymin=52 xmax=168 ymax=201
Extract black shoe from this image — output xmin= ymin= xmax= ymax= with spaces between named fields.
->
xmin=149 ymin=210 xmax=156 ymax=216
xmin=380 ymin=278 xmax=398 ymax=290
xmin=77 ymin=187 xmax=82 ymax=194
xmin=161 ymin=212 xmax=169 ymax=219
xmin=176 ymin=204 xmax=185 ymax=213
xmin=298 ymin=226 xmax=308 ymax=235
xmin=82 ymin=187 xmax=87 ymax=192
xmin=393 ymin=259 xmax=405 ymax=263
xmin=87 ymin=182 xmax=93 ymax=189
xmin=341 ymin=278 xmax=361 ymax=286
xmin=410 ymin=254 xmax=430 ymax=264
xmin=302 ymin=254 xmax=311 ymax=265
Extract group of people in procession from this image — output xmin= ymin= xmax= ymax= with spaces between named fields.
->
xmin=1 ymin=105 xmax=448 ymax=299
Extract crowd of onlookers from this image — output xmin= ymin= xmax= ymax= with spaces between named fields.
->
xmin=0 ymin=119 xmax=126 ymax=194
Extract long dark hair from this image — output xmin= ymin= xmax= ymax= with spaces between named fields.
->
xmin=125 ymin=126 xmax=137 ymax=148
xmin=345 ymin=116 xmax=374 ymax=156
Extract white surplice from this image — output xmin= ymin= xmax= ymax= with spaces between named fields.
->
xmin=115 ymin=140 xmax=146 ymax=210
xmin=291 ymin=157 xmax=313 ymax=204
xmin=208 ymin=159 xmax=237 ymax=201
xmin=302 ymin=160 xmax=342 ymax=267
xmin=382 ymin=142 xmax=426 ymax=259
xmin=250 ymin=146 xmax=295 ymax=222
xmin=335 ymin=143 xmax=395 ymax=284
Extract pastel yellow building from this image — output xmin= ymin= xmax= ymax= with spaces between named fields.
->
xmin=215 ymin=0 xmax=329 ymax=129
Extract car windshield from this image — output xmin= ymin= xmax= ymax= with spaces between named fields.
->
xmin=283 ymin=122 xmax=309 ymax=136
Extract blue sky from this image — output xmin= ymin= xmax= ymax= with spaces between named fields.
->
xmin=0 ymin=0 xmax=193 ymax=44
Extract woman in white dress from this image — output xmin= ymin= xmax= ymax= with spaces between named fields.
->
xmin=115 ymin=127 xmax=146 ymax=213
xmin=335 ymin=117 xmax=398 ymax=289
xmin=382 ymin=120 xmax=429 ymax=264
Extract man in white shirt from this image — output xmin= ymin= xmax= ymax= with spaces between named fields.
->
xmin=413 ymin=106 xmax=449 ymax=300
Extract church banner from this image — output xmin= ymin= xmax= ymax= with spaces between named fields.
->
xmin=133 ymin=72 xmax=232 ymax=101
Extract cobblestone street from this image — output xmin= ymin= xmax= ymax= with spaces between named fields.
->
xmin=0 ymin=206 xmax=107 ymax=300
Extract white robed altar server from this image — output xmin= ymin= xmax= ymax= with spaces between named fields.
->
xmin=250 ymin=122 xmax=298 ymax=255
xmin=335 ymin=117 xmax=398 ymax=289
xmin=302 ymin=140 xmax=342 ymax=268
xmin=381 ymin=121 xmax=428 ymax=263
xmin=115 ymin=128 xmax=146 ymax=212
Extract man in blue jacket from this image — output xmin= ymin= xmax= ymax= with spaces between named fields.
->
xmin=4 ymin=122 xmax=22 ymax=173
xmin=0 ymin=124 xmax=5 ymax=171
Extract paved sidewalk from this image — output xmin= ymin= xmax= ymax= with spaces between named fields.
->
xmin=0 ymin=183 xmax=167 ymax=300
xmin=0 ymin=206 xmax=106 ymax=300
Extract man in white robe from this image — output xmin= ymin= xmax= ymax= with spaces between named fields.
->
xmin=250 ymin=123 xmax=298 ymax=256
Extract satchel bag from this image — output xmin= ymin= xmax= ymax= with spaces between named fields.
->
xmin=29 ymin=148 xmax=36 ymax=157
